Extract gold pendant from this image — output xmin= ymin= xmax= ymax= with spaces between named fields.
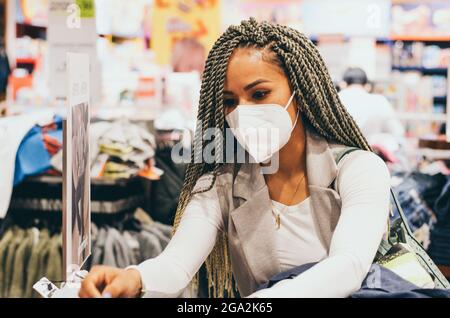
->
xmin=275 ymin=214 xmax=281 ymax=229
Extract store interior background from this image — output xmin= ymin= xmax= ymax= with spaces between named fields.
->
xmin=1 ymin=0 xmax=450 ymax=298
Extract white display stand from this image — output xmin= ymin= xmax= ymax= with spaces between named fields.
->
xmin=447 ymin=61 xmax=450 ymax=142
xmin=34 ymin=53 xmax=91 ymax=298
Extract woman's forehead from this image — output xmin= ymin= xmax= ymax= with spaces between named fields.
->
xmin=225 ymin=48 xmax=284 ymax=90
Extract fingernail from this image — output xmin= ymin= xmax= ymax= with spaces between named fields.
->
xmin=102 ymin=292 xmax=112 ymax=298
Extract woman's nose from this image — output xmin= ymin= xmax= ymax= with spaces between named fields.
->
xmin=239 ymin=98 xmax=252 ymax=105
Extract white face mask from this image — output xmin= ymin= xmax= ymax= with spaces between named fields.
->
xmin=225 ymin=92 xmax=298 ymax=163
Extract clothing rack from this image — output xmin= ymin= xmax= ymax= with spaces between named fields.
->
xmin=8 ymin=174 xmax=150 ymax=215
xmin=0 ymin=171 xmax=177 ymax=298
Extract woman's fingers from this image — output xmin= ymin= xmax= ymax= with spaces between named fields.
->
xmin=79 ymin=266 xmax=142 ymax=298
xmin=79 ymin=266 xmax=110 ymax=298
xmin=102 ymin=269 xmax=142 ymax=298
xmin=101 ymin=277 xmax=126 ymax=298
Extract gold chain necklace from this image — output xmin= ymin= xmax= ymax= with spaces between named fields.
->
xmin=271 ymin=173 xmax=306 ymax=230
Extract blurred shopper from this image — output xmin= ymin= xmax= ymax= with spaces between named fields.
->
xmin=170 ymin=38 xmax=206 ymax=75
xmin=339 ymin=67 xmax=405 ymax=140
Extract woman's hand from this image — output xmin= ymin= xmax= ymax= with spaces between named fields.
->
xmin=79 ymin=265 xmax=143 ymax=298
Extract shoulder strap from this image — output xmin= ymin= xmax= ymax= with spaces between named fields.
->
xmin=333 ymin=147 xmax=359 ymax=166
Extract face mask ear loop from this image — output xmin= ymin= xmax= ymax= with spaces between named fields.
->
xmin=285 ymin=92 xmax=299 ymax=131
xmin=284 ymin=91 xmax=296 ymax=110
xmin=291 ymin=106 xmax=300 ymax=132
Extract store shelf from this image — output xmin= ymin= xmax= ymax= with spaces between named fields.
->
xmin=99 ymin=34 xmax=143 ymax=44
xmin=396 ymin=112 xmax=447 ymax=123
xmin=392 ymin=66 xmax=448 ymax=76
xmin=16 ymin=22 xmax=47 ymax=39
xmin=390 ymin=35 xmax=450 ymax=42
xmin=16 ymin=21 xmax=47 ymax=29
xmin=419 ymin=137 xmax=450 ymax=151
xmin=16 ymin=57 xmax=37 ymax=64
xmin=310 ymin=35 xmax=450 ymax=45
xmin=309 ymin=35 xmax=393 ymax=44
xmin=434 ymin=96 xmax=447 ymax=104
xmin=27 ymin=174 xmax=143 ymax=186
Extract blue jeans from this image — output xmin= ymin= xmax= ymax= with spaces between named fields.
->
xmin=256 ymin=262 xmax=450 ymax=298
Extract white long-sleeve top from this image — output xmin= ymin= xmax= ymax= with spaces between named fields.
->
xmin=132 ymin=150 xmax=391 ymax=298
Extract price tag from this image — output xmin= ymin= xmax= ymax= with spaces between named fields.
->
xmin=33 ymin=277 xmax=59 ymax=298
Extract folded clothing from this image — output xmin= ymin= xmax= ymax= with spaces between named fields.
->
xmin=51 ymin=119 xmax=157 ymax=181
xmin=0 ymin=109 xmax=55 ymax=218
xmin=256 ymin=262 xmax=450 ymax=298
xmin=14 ymin=116 xmax=63 ymax=186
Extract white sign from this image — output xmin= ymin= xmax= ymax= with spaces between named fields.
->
xmin=48 ymin=0 xmax=101 ymax=103
xmin=348 ymin=37 xmax=377 ymax=81
xmin=63 ymin=52 xmax=91 ymax=280
xmin=447 ymin=61 xmax=450 ymax=142
xmin=301 ymin=0 xmax=390 ymax=37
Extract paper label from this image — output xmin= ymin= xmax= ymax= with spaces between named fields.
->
xmin=33 ymin=277 xmax=59 ymax=298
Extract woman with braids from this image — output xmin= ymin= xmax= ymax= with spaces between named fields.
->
xmin=79 ymin=18 xmax=390 ymax=298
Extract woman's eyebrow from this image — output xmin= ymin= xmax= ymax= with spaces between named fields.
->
xmin=244 ymin=79 xmax=270 ymax=91
xmin=223 ymin=79 xmax=271 ymax=94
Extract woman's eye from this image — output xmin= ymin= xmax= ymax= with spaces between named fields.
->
xmin=223 ymin=98 xmax=236 ymax=107
xmin=253 ymin=90 xmax=269 ymax=100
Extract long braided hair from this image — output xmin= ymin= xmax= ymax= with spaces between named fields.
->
xmin=172 ymin=18 xmax=371 ymax=297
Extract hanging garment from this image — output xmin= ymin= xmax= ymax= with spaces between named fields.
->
xmin=45 ymin=234 xmax=63 ymax=285
xmin=429 ymin=226 xmax=450 ymax=266
xmin=25 ymin=229 xmax=50 ymax=298
xmin=91 ymin=227 xmax=108 ymax=267
xmin=137 ymin=230 xmax=162 ymax=262
xmin=428 ymin=176 xmax=450 ymax=266
xmin=434 ymin=177 xmax=450 ymax=222
xmin=0 ymin=209 xmax=173 ymax=298
xmin=150 ymin=147 xmax=187 ymax=225
xmin=102 ymin=227 xmax=132 ymax=268
xmin=142 ymin=224 xmax=170 ymax=250
xmin=0 ymin=228 xmax=15 ymax=297
xmin=123 ymin=231 xmax=140 ymax=265
xmin=34 ymin=233 xmax=54 ymax=298
xmin=392 ymin=173 xmax=436 ymax=234
xmin=152 ymin=222 xmax=173 ymax=239
xmin=3 ymin=229 xmax=25 ymax=297
xmin=9 ymin=229 xmax=35 ymax=298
